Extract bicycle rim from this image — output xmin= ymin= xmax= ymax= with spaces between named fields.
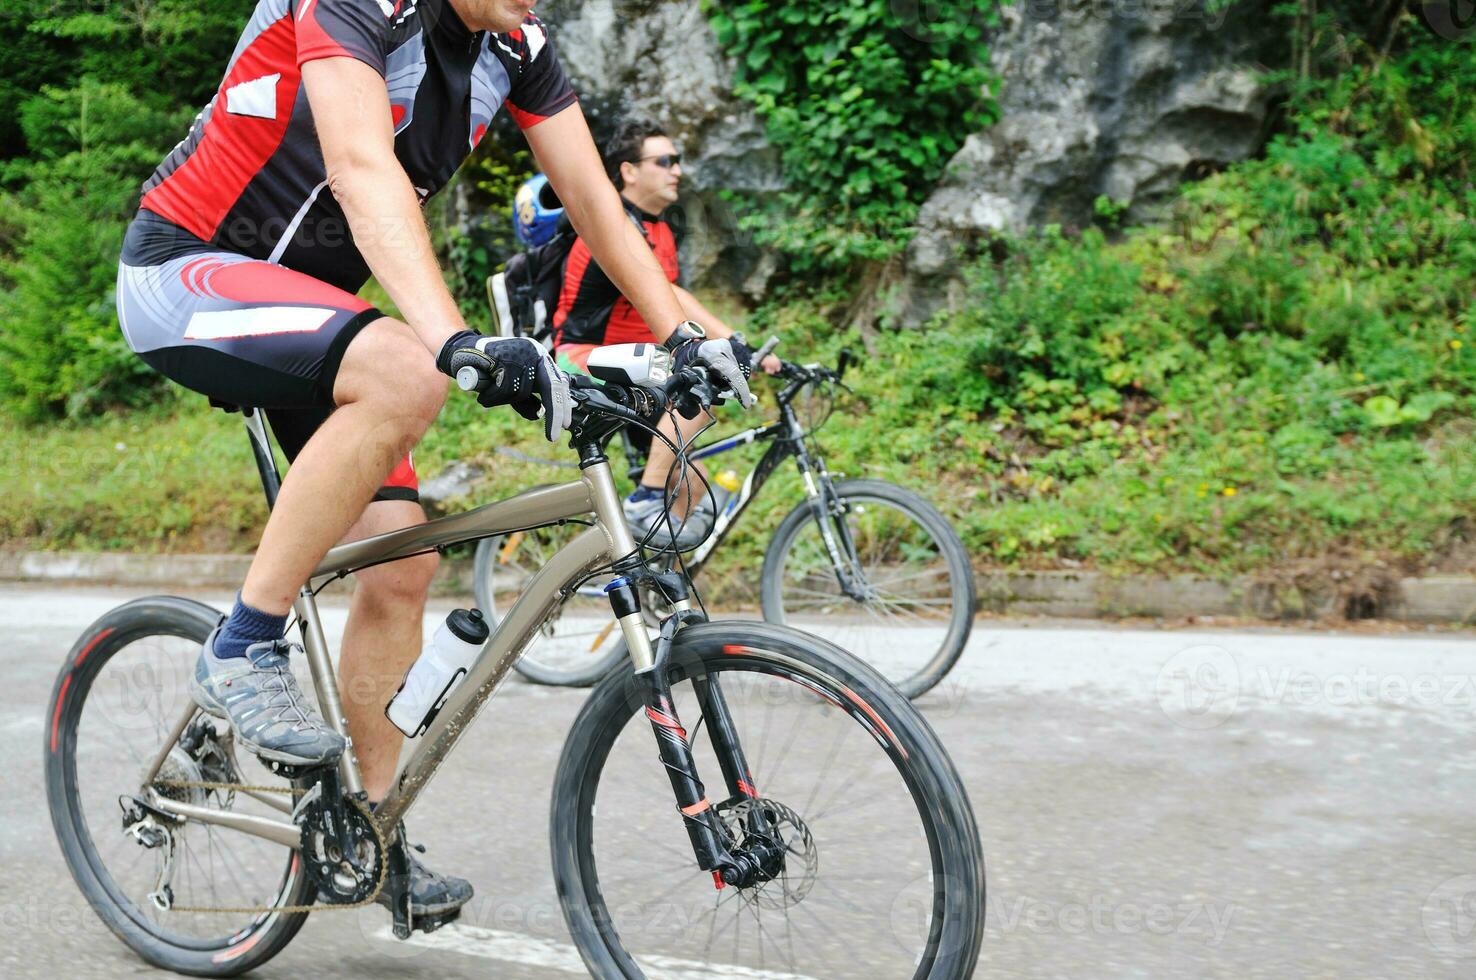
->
xmin=553 ymin=622 xmax=983 ymax=979
xmin=764 ymin=482 xmax=974 ymax=698
xmin=46 ymin=599 xmax=311 ymax=970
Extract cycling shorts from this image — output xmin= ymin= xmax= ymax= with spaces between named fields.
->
xmin=117 ymin=214 xmax=419 ymax=502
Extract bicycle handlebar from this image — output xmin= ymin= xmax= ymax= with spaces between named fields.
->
xmin=456 ymin=337 xmax=849 ymax=440
xmin=752 ymin=335 xmax=781 ymax=366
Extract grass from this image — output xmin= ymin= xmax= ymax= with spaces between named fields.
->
xmin=6 ymin=359 xmax=1472 ymax=586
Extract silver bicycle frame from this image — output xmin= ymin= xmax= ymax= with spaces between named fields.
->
xmin=146 ymin=458 xmax=652 ymax=844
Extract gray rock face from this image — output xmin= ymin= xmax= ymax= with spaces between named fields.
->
xmin=897 ymin=0 xmax=1277 ymax=325
xmin=541 ymin=1 xmax=1276 ymax=317
xmin=547 ymin=0 xmax=781 ymax=292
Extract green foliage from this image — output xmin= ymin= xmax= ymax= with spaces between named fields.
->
xmin=4 ymin=0 xmax=1476 ymax=586
xmin=705 ymin=0 xmax=999 ymax=270
xmin=728 ymin=7 xmax=1476 ymax=575
xmin=0 ymin=1 xmax=244 ymax=419
xmin=0 ymin=81 xmax=186 ymax=419
xmin=442 ymin=139 xmax=536 ymax=317
xmin=0 ymin=398 xmax=270 ymax=551
xmin=9 ymin=0 xmax=245 ymax=119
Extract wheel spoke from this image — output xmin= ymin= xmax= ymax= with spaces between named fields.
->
xmin=575 ymin=638 xmax=972 ymax=977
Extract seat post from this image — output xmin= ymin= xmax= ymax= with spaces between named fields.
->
xmin=242 ymin=408 xmax=282 ymax=511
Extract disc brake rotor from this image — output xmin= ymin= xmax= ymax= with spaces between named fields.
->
xmin=720 ymin=798 xmax=819 ymax=910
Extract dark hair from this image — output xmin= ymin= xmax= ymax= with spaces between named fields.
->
xmin=603 ymin=118 xmax=667 ymax=190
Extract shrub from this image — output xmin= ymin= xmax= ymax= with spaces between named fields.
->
xmin=705 ymin=0 xmax=999 ymax=270
xmin=0 ymin=80 xmax=181 ymax=419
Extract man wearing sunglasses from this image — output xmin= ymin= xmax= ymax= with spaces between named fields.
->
xmin=552 ymin=118 xmax=782 ymax=548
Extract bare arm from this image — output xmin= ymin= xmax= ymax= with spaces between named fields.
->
xmin=301 ymin=57 xmax=465 ymax=354
xmin=673 ymin=285 xmax=732 ymax=337
xmin=525 ymin=106 xmax=688 ymax=343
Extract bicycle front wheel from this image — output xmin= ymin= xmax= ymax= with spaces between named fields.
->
xmin=552 ymin=621 xmax=984 ymax=979
xmin=762 ymin=478 xmax=976 ymax=698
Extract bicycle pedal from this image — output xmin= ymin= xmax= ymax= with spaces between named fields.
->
xmin=415 ymin=907 xmax=462 ymax=935
xmin=263 ymin=759 xmax=334 ymax=781
xmin=389 ymin=901 xmax=461 ymax=939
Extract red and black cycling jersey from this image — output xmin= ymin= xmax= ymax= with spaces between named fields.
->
xmin=552 ymin=198 xmax=679 ymax=348
xmin=130 ymin=0 xmax=576 ymax=293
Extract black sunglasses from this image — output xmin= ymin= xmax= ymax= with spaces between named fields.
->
xmin=637 ymin=153 xmax=682 ymax=169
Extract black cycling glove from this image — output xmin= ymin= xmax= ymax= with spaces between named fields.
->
xmin=670 ymin=337 xmax=755 ymax=415
xmin=436 ymin=332 xmax=572 ymax=442
xmin=725 ymin=336 xmax=758 ymax=375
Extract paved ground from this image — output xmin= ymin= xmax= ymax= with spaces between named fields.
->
xmin=6 ymin=582 xmax=1476 ymax=978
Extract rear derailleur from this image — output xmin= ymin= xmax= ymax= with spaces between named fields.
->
xmin=119 ymin=795 xmax=178 ymax=911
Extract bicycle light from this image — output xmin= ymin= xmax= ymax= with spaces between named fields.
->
xmin=587 ymin=343 xmax=672 ymax=390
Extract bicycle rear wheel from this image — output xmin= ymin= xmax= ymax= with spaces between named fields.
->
xmin=762 ymin=478 xmax=976 ymax=698
xmin=45 ymin=597 xmax=313 ymax=976
xmin=552 ymin=621 xmax=984 ymax=978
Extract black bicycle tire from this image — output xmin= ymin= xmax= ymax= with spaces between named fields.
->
xmin=760 ymin=478 xmax=977 ymax=699
xmin=550 ymin=620 xmax=985 ymax=978
xmin=44 ymin=596 xmax=313 ymax=977
xmin=472 ymin=535 xmax=627 ymax=687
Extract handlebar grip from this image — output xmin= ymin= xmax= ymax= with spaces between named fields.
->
xmin=456 ymin=365 xmax=488 ymax=393
xmin=753 ymin=335 xmax=781 ymax=365
xmin=837 ymin=348 xmax=853 ymax=380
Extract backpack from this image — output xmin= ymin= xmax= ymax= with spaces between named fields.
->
xmin=487 ymin=210 xmax=649 ymax=349
xmin=488 ymin=214 xmax=575 ymax=349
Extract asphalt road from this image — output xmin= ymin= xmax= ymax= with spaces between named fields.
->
xmin=5 ymin=583 xmax=1476 ymax=978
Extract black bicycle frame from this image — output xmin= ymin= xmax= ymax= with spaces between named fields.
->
xmin=620 ymin=374 xmax=868 ymax=596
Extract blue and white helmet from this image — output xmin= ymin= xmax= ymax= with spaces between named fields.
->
xmin=513 ymin=173 xmax=564 ymax=248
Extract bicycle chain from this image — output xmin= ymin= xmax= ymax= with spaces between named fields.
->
xmin=149 ymin=778 xmax=389 ymax=916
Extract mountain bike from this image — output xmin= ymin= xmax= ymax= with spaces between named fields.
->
xmin=474 ymin=341 xmax=977 ymax=698
xmin=44 ymin=358 xmax=984 ymax=978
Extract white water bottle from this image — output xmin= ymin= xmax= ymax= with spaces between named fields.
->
xmin=385 ymin=608 xmax=490 ymax=738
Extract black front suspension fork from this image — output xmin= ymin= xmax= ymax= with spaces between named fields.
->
xmin=604 ymin=569 xmax=777 ymax=888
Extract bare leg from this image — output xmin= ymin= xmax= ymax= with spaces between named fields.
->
xmin=239 ymin=318 xmax=447 ymax=615
xmin=335 ymin=500 xmax=440 ymax=802
xmin=641 ymin=409 xmax=713 ymax=518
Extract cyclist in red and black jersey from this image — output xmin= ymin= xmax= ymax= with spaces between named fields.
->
xmin=551 ymin=119 xmax=780 ymax=547
xmin=116 ymin=0 xmax=752 ymax=919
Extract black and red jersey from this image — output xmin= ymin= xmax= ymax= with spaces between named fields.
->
xmin=134 ymin=0 xmax=576 ymax=293
xmin=553 ymin=198 xmax=679 ymax=348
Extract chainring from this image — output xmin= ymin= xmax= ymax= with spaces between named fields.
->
xmin=299 ymin=794 xmax=384 ymax=905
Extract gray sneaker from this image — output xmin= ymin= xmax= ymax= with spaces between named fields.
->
xmin=623 ymin=493 xmax=715 ymax=551
xmin=191 ymin=627 xmax=346 ymax=767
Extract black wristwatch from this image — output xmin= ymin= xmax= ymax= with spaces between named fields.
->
xmin=661 ymin=320 xmax=706 ymax=354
